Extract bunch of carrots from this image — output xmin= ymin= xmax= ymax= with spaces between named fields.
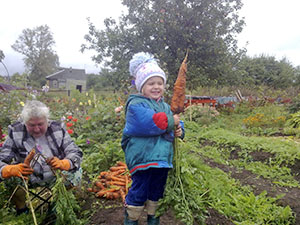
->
xmin=87 ymin=161 xmax=131 ymax=202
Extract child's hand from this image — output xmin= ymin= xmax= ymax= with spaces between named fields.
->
xmin=174 ymin=124 xmax=182 ymax=137
xmin=173 ymin=114 xmax=180 ymax=126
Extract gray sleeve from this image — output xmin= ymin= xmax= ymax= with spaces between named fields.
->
xmin=0 ymin=131 xmax=17 ymax=178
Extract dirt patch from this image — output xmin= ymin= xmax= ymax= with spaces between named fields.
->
xmin=202 ymin=156 xmax=300 ymax=225
xmin=249 ymin=151 xmax=274 ymax=162
xmin=80 ymin=189 xmax=233 ymax=225
xmin=205 ymin=208 xmax=235 ymax=225
xmin=88 ymin=205 xmax=185 ymax=225
xmin=201 ymin=139 xmax=300 ymax=183
xmin=290 ymin=159 xmax=300 ymax=183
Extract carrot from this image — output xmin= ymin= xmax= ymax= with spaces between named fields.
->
xmin=24 ymin=148 xmax=36 ymax=166
xmin=100 ymin=171 xmax=108 ymax=177
xmin=92 ymin=187 xmax=100 ymax=193
xmin=112 ymin=192 xmax=120 ymax=199
xmin=95 ymin=181 xmax=105 ymax=189
xmin=119 ymin=188 xmax=126 ymax=203
xmin=107 ymin=181 xmax=126 ymax=186
xmin=117 ymin=161 xmax=127 ymax=167
xmin=106 ymin=192 xmax=114 ymax=199
xmin=100 ymin=178 xmax=107 ymax=183
xmin=110 ymin=176 xmax=125 ymax=183
xmin=96 ymin=190 xmax=106 ymax=198
xmin=171 ymin=51 xmax=188 ymax=114
xmin=87 ymin=187 xmax=93 ymax=192
xmin=111 ymin=169 xmax=126 ymax=176
xmin=125 ymin=174 xmax=128 ymax=194
xmin=109 ymin=166 xmax=126 ymax=172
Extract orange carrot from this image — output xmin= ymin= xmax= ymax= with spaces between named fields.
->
xmin=111 ymin=169 xmax=126 ymax=176
xmin=125 ymin=175 xmax=128 ymax=194
xmin=120 ymin=189 xmax=126 ymax=203
xmin=24 ymin=148 xmax=36 ymax=166
xmin=171 ymin=51 xmax=188 ymax=114
xmin=108 ymin=181 xmax=126 ymax=186
xmin=103 ymin=188 xmax=117 ymax=192
xmin=106 ymin=192 xmax=114 ymax=199
xmin=100 ymin=178 xmax=107 ymax=183
xmin=92 ymin=187 xmax=100 ymax=193
xmin=87 ymin=187 xmax=93 ymax=192
xmin=96 ymin=190 xmax=106 ymax=198
xmin=117 ymin=161 xmax=127 ymax=167
xmin=110 ymin=166 xmax=126 ymax=172
xmin=100 ymin=171 xmax=108 ymax=177
xmin=95 ymin=181 xmax=105 ymax=189
xmin=110 ymin=176 xmax=125 ymax=183
xmin=112 ymin=192 xmax=120 ymax=199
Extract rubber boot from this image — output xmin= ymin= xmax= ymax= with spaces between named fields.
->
xmin=124 ymin=210 xmax=138 ymax=225
xmin=147 ymin=215 xmax=160 ymax=225
xmin=146 ymin=200 xmax=160 ymax=225
xmin=124 ymin=205 xmax=144 ymax=225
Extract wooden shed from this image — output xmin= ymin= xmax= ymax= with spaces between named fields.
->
xmin=46 ymin=67 xmax=86 ymax=92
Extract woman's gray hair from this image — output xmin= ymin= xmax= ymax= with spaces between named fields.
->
xmin=21 ymin=100 xmax=50 ymax=123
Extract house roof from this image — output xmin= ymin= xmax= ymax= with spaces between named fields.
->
xmin=46 ymin=67 xmax=86 ymax=81
xmin=0 ymin=83 xmax=22 ymax=92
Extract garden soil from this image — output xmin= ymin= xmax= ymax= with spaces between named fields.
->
xmin=79 ymin=145 xmax=300 ymax=225
xmin=82 ymin=197 xmax=233 ymax=225
xmin=202 ymin=152 xmax=300 ymax=225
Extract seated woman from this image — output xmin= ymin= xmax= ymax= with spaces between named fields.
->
xmin=0 ymin=100 xmax=83 ymax=214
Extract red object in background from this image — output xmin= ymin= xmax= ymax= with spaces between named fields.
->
xmin=184 ymin=96 xmax=217 ymax=108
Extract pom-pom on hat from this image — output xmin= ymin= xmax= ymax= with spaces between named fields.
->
xmin=129 ymin=52 xmax=166 ymax=92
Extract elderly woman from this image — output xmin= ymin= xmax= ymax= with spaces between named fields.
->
xmin=0 ymin=100 xmax=83 ymax=214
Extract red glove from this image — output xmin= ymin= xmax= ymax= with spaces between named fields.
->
xmin=153 ymin=112 xmax=168 ymax=129
xmin=1 ymin=164 xmax=34 ymax=179
xmin=47 ymin=157 xmax=71 ymax=171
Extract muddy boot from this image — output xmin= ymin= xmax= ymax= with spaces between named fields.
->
xmin=124 ymin=210 xmax=138 ymax=225
xmin=124 ymin=205 xmax=144 ymax=225
xmin=146 ymin=200 xmax=160 ymax=225
xmin=147 ymin=215 xmax=160 ymax=225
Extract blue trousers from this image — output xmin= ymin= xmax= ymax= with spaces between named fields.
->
xmin=125 ymin=168 xmax=169 ymax=206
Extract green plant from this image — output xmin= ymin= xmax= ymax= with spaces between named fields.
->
xmin=286 ymin=111 xmax=300 ymax=128
xmin=51 ymin=172 xmax=84 ymax=225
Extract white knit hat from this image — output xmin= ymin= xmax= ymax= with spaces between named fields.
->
xmin=129 ymin=52 xmax=166 ymax=92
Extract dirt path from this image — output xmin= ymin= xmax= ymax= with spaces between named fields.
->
xmin=82 ymin=186 xmax=235 ymax=225
xmin=84 ymin=198 xmax=236 ymax=225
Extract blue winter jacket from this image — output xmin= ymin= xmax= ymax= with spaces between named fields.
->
xmin=121 ymin=94 xmax=184 ymax=175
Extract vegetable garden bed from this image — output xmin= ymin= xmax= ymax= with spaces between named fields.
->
xmin=1 ymin=90 xmax=300 ymax=224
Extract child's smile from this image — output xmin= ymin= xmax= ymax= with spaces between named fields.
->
xmin=142 ymin=76 xmax=165 ymax=100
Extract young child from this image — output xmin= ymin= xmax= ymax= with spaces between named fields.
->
xmin=121 ymin=52 xmax=184 ymax=225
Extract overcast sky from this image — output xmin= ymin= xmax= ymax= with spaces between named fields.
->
xmin=1 ymin=0 xmax=300 ymax=77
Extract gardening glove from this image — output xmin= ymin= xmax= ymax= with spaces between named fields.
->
xmin=1 ymin=163 xmax=34 ymax=179
xmin=47 ymin=157 xmax=71 ymax=171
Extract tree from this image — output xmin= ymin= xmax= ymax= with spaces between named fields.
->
xmin=12 ymin=25 xmax=59 ymax=87
xmin=0 ymin=50 xmax=4 ymax=61
xmin=0 ymin=49 xmax=10 ymax=79
xmin=81 ymin=0 xmax=245 ymax=91
xmin=236 ymin=55 xmax=296 ymax=88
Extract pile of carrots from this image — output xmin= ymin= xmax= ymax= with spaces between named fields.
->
xmin=87 ymin=161 xmax=131 ymax=202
